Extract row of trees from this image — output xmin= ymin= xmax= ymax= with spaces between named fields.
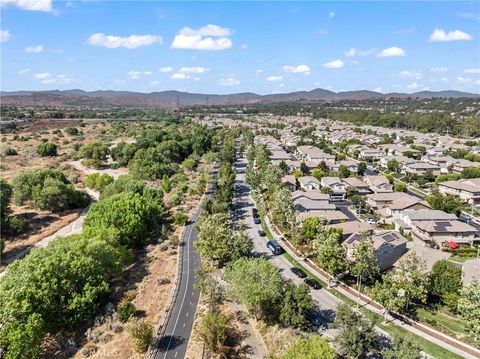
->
xmin=0 ymin=174 xmax=164 ymax=357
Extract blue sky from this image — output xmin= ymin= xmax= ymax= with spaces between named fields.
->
xmin=1 ymin=1 xmax=479 ymax=94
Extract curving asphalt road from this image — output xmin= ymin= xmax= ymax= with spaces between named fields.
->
xmin=153 ymin=164 xmax=218 ymax=359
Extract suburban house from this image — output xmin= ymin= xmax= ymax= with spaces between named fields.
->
xmin=327 ymin=221 xmax=374 ymax=241
xmin=424 ymin=155 xmax=453 ymax=173
xmin=410 ymin=220 xmax=478 ymax=247
xmin=328 ymin=160 xmax=359 ymax=174
xmin=293 ymin=195 xmax=336 ymax=213
xmin=438 ymin=178 xmax=480 ymax=204
xmin=320 ymin=176 xmax=346 ymax=195
xmin=296 ymin=145 xmax=335 ymax=162
xmin=298 ymin=176 xmax=321 ymax=191
xmin=403 ymin=161 xmax=441 ymax=176
xmin=297 ymin=210 xmax=349 ymax=224
xmin=344 ymin=231 xmax=408 ymax=272
xmin=396 ymin=244 xmax=452 ymax=271
xmin=450 ymin=159 xmax=480 ymax=174
xmin=395 ymin=209 xmax=457 ymax=230
xmin=462 ymin=259 xmax=480 ymax=285
xmin=366 ymin=192 xmax=423 ymax=209
xmin=281 ymin=175 xmax=297 ymax=191
xmin=269 ymin=150 xmax=292 ymax=162
xmin=380 ymin=196 xmax=431 ymax=222
xmin=379 ymin=155 xmax=415 ymax=169
xmin=359 ymin=148 xmax=384 ymax=161
xmin=364 ymin=175 xmax=393 ymax=193
xmin=342 ymin=177 xmax=371 ymax=195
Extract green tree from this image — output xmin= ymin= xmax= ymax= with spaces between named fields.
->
xmin=36 ymin=141 xmax=57 ymax=157
xmin=300 ymin=161 xmax=309 ymax=174
xmin=425 ymin=192 xmax=463 ymax=215
xmin=357 ymin=162 xmax=367 ymax=176
xmin=311 ymin=168 xmax=325 ymax=180
xmin=198 ymin=310 xmax=235 ymax=354
xmin=394 ymin=181 xmax=408 ymax=192
xmin=224 ymin=257 xmax=283 ymax=320
xmin=316 ymin=230 xmax=347 ymax=276
xmin=301 ymin=217 xmax=325 ymax=243
xmin=371 ymin=252 xmax=429 ymax=315
xmin=283 ymin=335 xmax=334 ymax=359
xmin=84 ymin=192 xmax=161 ymax=247
xmin=84 ymin=173 xmax=114 ymax=191
xmin=351 ymin=238 xmax=379 ymax=303
xmin=195 ymin=265 xmax=224 ymax=308
xmin=280 ymin=282 xmax=313 ymax=327
xmin=387 ymin=159 xmax=400 ymax=172
xmin=117 ymin=300 xmax=136 ymax=323
xmin=430 ymin=260 xmax=462 ymax=310
xmin=65 ymin=127 xmax=79 ymax=136
xmin=80 ymin=141 xmax=109 ymax=161
xmin=334 ymin=303 xmax=380 ymax=358
xmin=382 ymin=334 xmax=421 ymax=359
xmin=338 ymin=164 xmax=351 ymax=178
xmin=458 ymin=280 xmax=480 ymax=344
xmin=1 ymin=178 xmax=13 ymax=230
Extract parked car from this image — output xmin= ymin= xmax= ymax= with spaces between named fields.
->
xmin=356 ymin=208 xmax=366 ymax=215
xmin=253 ymin=217 xmax=261 ymax=224
xmin=267 ymin=240 xmax=283 ymax=255
xmin=252 ymin=208 xmax=259 ymax=218
xmin=291 ymin=267 xmax=307 ymax=278
xmin=304 ymin=278 xmax=322 ymax=290
xmin=364 ymin=217 xmax=377 ymax=224
xmin=258 ymin=230 xmax=266 ymax=237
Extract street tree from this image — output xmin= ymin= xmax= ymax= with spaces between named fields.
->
xmin=387 ymin=159 xmax=399 ymax=172
xmin=458 ymin=280 xmax=480 ymax=344
xmin=280 ymin=282 xmax=313 ymax=328
xmin=334 ymin=303 xmax=380 ymax=358
xmin=351 ymin=238 xmax=379 ymax=305
xmin=338 ymin=164 xmax=351 ymax=178
xmin=198 ymin=310 xmax=235 ymax=354
xmin=430 ymin=260 xmax=462 ymax=311
xmin=224 ymin=257 xmax=283 ymax=320
xmin=282 ymin=335 xmax=334 ymax=359
xmin=357 ymin=162 xmax=367 ymax=176
xmin=315 ymin=229 xmax=347 ymax=276
xmin=382 ymin=334 xmax=421 ymax=359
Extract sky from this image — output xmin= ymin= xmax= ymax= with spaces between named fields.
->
xmin=1 ymin=0 xmax=479 ymax=94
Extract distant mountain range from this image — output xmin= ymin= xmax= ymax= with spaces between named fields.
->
xmin=1 ymin=88 xmax=478 ymax=108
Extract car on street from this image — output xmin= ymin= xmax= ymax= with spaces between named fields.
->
xmin=258 ymin=230 xmax=266 ymax=237
xmin=304 ymin=278 xmax=322 ymax=290
xmin=291 ymin=267 xmax=307 ymax=278
xmin=253 ymin=217 xmax=261 ymax=224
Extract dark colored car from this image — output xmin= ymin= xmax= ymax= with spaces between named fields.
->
xmin=290 ymin=267 xmax=307 ymax=278
xmin=253 ymin=217 xmax=261 ymax=224
xmin=252 ymin=208 xmax=259 ymax=218
xmin=304 ymin=278 xmax=322 ymax=290
xmin=258 ymin=230 xmax=266 ymax=237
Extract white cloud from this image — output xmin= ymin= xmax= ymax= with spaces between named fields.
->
xmin=399 ymin=70 xmax=422 ymax=79
xmin=159 ymin=67 xmax=173 ymax=73
xmin=321 ymin=59 xmax=344 ymax=69
xmin=143 ymin=71 xmax=152 ymax=76
xmin=1 ymin=0 xmax=52 ymax=12
xmin=32 ymin=72 xmax=74 ymax=84
xmin=283 ymin=64 xmax=310 ymax=75
xmin=25 ymin=44 xmax=43 ymax=53
xmin=178 ymin=66 xmax=209 ymax=74
xmin=218 ymin=77 xmax=240 ymax=86
xmin=150 ymin=80 xmax=161 ymax=85
xmin=345 ymin=48 xmax=376 ymax=57
xmin=18 ymin=68 xmax=31 ymax=74
xmin=456 ymin=76 xmax=480 ymax=85
xmin=378 ymin=46 xmax=406 ymax=57
xmin=171 ymin=73 xmax=188 ymax=80
xmin=430 ymin=67 xmax=448 ymax=73
xmin=1 ymin=30 xmax=11 ymax=42
xmin=440 ymin=77 xmax=449 ymax=83
xmin=429 ymin=29 xmax=472 ymax=42
xmin=171 ymin=24 xmax=232 ymax=51
xmin=464 ymin=68 xmax=480 ymax=74
xmin=267 ymin=76 xmax=283 ymax=82
xmin=406 ymin=82 xmax=421 ymax=90
xmin=127 ymin=71 xmax=142 ymax=80
xmin=240 ymin=43 xmax=248 ymax=50
xmin=374 ymin=87 xmax=383 ymax=93
xmin=255 ymin=69 xmax=263 ymax=74
xmin=87 ymin=33 xmax=163 ymax=49
xmin=328 ymin=12 xmax=335 ymax=19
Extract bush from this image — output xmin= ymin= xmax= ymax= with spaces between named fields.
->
xmin=126 ymin=319 xmax=152 ymax=353
xmin=80 ymin=141 xmax=109 ymax=161
xmin=2 ymin=147 xmax=17 ymax=156
xmin=117 ymin=300 xmax=136 ymax=323
xmin=36 ymin=142 xmax=57 ymax=157
xmin=65 ymin=127 xmax=79 ymax=136
xmin=84 ymin=173 xmax=114 ymax=192
xmin=173 ymin=211 xmax=189 ymax=226
xmin=197 ymin=311 xmax=235 ymax=354
xmin=81 ymin=158 xmax=102 ymax=169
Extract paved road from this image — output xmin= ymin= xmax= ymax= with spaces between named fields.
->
xmin=154 ymin=164 xmax=218 ymax=359
xmin=232 ymin=157 xmax=342 ymax=334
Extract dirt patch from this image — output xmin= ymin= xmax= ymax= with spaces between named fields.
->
xmin=0 ymin=208 xmax=81 ymax=270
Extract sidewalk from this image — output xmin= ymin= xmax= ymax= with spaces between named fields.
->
xmin=262 ymin=213 xmax=480 ymax=359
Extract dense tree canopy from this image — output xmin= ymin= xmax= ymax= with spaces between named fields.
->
xmin=283 ymin=336 xmax=334 ymax=359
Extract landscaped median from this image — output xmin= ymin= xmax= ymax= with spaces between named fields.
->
xmin=251 ymin=195 xmax=478 ymax=359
